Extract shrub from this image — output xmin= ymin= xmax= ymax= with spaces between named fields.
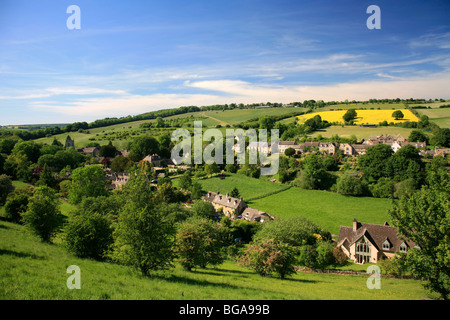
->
xmin=0 ymin=174 xmax=14 ymax=206
xmin=315 ymin=241 xmax=336 ymax=269
xmin=4 ymin=194 xmax=29 ymax=223
xmin=175 ymin=217 xmax=227 ymax=271
xmin=298 ymin=245 xmax=318 ymax=268
xmin=22 ymin=186 xmax=61 ymax=243
xmin=240 ymin=238 xmax=297 ymax=279
xmin=63 ymin=210 xmax=113 ymax=260
xmin=254 ymin=216 xmax=322 ymax=247
xmin=371 ymin=177 xmax=395 ymax=198
xmin=332 ymin=246 xmax=348 ymax=266
xmin=335 ymin=174 xmax=367 ymax=196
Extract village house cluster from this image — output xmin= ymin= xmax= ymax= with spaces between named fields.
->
xmin=249 ymin=134 xmax=449 ymax=158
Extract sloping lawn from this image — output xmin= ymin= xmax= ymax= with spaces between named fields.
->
xmin=0 ymin=220 xmax=427 ymax=300
xmin=248 ymin=187 xmax=393 ymax=234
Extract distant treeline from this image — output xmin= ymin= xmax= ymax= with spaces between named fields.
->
xmin=1 ymin=98 xmax=448 ymax=141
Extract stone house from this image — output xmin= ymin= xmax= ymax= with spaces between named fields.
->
xmin=339 ymin=143 xmax=354 ymax=156
xmin=318 ymin=142 xmax=337 ymax=155
xmin=204 ymin=192 xmax=246 ymax=219
xmin=337 ymin=219 xmax=417 ymax=264
xmin=77 ymin=146 xmax=100 ymax=157
xmin=278 ymin=141 xmax=297 ymax=154
xmin=352 ymin=144 xmax=369 ymax=156
xmin=203 ymin=191 xmax=273 ymax=222
xmin=240 ymin=207 xmax=273 ymax=223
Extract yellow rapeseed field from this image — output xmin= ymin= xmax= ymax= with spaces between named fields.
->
xmin=297 ymin=109 xmax=419 ymax=125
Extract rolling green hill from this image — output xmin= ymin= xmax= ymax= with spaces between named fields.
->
xmin=0 ymin=219 xmax=428 ymax=300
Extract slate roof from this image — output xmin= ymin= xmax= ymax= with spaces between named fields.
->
xmin=338 ymin=219 xmax=416 ymax=252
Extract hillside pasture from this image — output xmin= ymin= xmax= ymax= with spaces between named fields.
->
xmin=310 ymin=126 xmax=418 ymax=141
xmin=0 ymin=219 xmax=428 ymax=300
xmin=247 ymin=187 xmax=393 ymax=235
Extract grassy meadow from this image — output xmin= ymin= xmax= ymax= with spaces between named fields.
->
xmin=310 ymin=125 xmax=418 ymax=140
xmin=247 ymin=187 xmax=393 ymax=235
xmin=173 ymin=173 xmax=288 ymax=201
xmin=0 ymin=219 xmax=428 ymax=300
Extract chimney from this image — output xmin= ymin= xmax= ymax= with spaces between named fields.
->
xmin=226 ymin=193 xmax=229 ymax=197
xmin=353 ymin=218 xmax=359 ymax=231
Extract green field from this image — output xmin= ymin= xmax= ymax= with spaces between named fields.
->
xmin=248 ymin=188 xmax=393 ymax=234
xmin=416 ymin=108 xmax=450 ymax=128
xmin=0 ymin=219 xmax=428 ymax=300
xmin=310 ymin=125 xmax=418 ymax=141
xmin=182 ymin=174 xmax=393 ymax=235
xmin=173 ymin=173 xmax=288 ymax=201
xmin=32 ymin=107 xmax=304 ymax=149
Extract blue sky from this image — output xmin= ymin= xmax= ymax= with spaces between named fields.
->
xmin=0 ymin=0 xmax=449 ymax=125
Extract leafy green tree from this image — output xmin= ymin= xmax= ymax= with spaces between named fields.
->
xmin=110 ymin=155 xmax=134 ymax=172
xmin=191 ymin=200 xmax=216 ymax=219
xmin=230 ymin=186 xmax=240 ymax=198
xmin=371 ymin=177 xmax=395 ymax=198
xmin=68 ymin=165 xmax=108 ymax=204
xmin=342 ymin=109 xmax=357 ymax=123
xmin=392 ymin=110 xmax=404 ymax=120
xmin=298 ymin=244 xmax=318 ymax=268
xmin=284 ymin=147 xmax=295 ymax=158
xmin=389 ymin=185 xmax=449 ymax=300
xmin=0 ymin=153 xmax=4 ymax=175
xmin=155 ymin=117 xmax=165 ymax=128
xmin=225 ymin=163 xmax=238 ymax=173
xmin=408 ymin=130 xmax=428 ymax=143
xmin=22 ymin=186 xmax=61 ymax=243
xmin=430 ymin=128 xmax=449 ymax=147
xmin=189 ymin=181 xmax=204 ymax=200
xmin=3 ymin=153 xmax=32 ymax=181
xmin=4 ymin=194 xmax=29 ymax=223
xmin=255 ymin=216 xmax=322 ymax=247
xmin=99 ymin=141 xmax=117 ymax=158
xmin=37 ymin=164 xmax=56 ymax=189
xmin=11 ymin=141 xmax=41 ymax=163
xmin=0 ymin=138 xmax=19 ymax=155
xmin=335 ymin=174 xmax=367 ymax=196
xmin=358 ymin=144 xmax=393 ymax=181
xmin=240 ymin=238 xmax=297 ymax=279
xmin=153 ymin=182 xmax=185 ymax=204
xmin=393 ymin=178 xmax=417 ymax=200
xmin=390 ymin=145 xmax=424 ymax=182
xmin=175 ymin=217 xmax=227 ymax=271
xmin=315 ymin=241 xmax=336 ymax=269
xmin=0 ymin=174 xmax=14 ymax=205
xmin=128 ymin=135 xmax=160 ymax=161
xmin=110 ymin=202 xmax=176 ymax=276
xmin=204 ymin=162 xmax=220 ymax=175
xmin=63 ymin=209 xmax=113 ymax=260
xmin=178 ymin=172 xmax=192 ymax=190
xmin=295 ymin=154 xmax=333 ymax=190
xmin=259 ymin=116 xmax=276 ymax=130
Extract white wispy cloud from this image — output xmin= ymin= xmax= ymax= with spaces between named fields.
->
xmin=28 ymin=71 xmax=450 ymax=122
xmin=0 ymin=87 xmax=127 ymax=100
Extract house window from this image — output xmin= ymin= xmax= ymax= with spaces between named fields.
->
xmin=399 ymin=242 xmax=408 ymax=253
xmin=382 ymin=240 xmax=390 ymax=251
xmin=356 ymin=238 xmax=371 ymax=264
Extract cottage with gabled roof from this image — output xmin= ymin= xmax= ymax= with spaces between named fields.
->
xmin=337 ymin=219 xmax=417 ymax=264
xmin=203 ymin=191 xmax=273 ymax=222
xmin=204 ymin=192 xmax=246 ymax=219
